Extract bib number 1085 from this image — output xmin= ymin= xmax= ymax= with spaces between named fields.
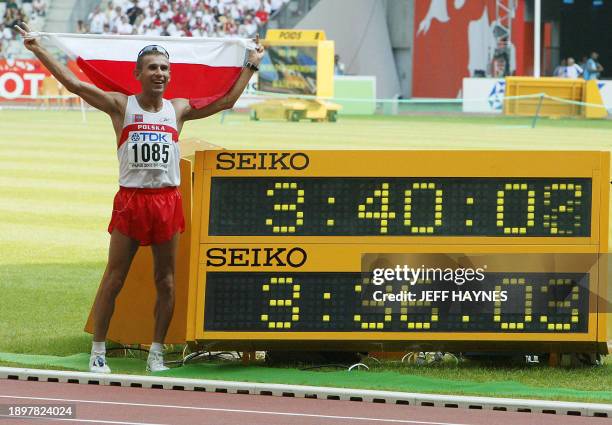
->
xmin=131 ymin=142 xmax=170 ymax=163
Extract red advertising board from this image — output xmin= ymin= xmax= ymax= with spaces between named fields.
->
xmin=0 ymin=58 xmax=90 ymax=101
xmin=412 ymin=0 xmax=527 ymax=98
xmin=0 ymin=58 xmax=50 ymax=100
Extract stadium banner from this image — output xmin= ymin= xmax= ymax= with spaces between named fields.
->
xmin=463 ymin=77 xmax=612 ymax=113
xmin=413 ymin=0 xmax=525 ymax=98
xmin=0 ymin=58 xmax=50 ymax=101
xmin=599 ymin=81 xmax=612 ymax=111
xmin=462 ymin=78 xmax=505 ymax=113
xmin=44 ymin=33 xmax=252 ymax=109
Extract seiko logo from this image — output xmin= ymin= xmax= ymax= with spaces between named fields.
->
xmin=216 ymin=152 xmax=309 ymax=170
xmin=206 ymin=247 xmax=307 ymax=268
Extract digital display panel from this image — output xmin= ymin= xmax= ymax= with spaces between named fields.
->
xmin=191 ymin=150 xmax=609 ymax=351
xmin=258 ymin=46 xmax=317 ymax=95
xmin=203 ymin=272 xmax=589 ymax=332
xmin=209 ymin=178 xmax=591 ymax=236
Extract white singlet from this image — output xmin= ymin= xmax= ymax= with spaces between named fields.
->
xmin=117 ymin=95 xmax=180 ymax=188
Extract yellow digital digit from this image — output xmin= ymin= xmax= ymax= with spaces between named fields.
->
xmin=266 ymin=182 xmax=304 ymax=233
xmin=541 ymin=278 xmax=579 ymax=331
xmin=358 ymin=183 xmax=395 ymax=234
xmin=355 ymin=277 xmax=386 ymax=330
xmin=261 ymin=276 xmax=300 ymax=328
xmin=495 ymin=277 xmax=530 ymax=331
xmin=404 ymin=183 xmax=442 ymax=234
xmin=543 ymin=183 xmax=583 ymax=235
xmin=497 ymin=184 xmax=533 ymax=235
xmin=405 ymin=279 xmax=434 ymax=330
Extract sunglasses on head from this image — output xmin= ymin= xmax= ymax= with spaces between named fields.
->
xmin=137 ymin=45 xmax=169 ymax=59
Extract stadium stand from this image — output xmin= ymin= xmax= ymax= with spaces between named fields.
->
xmin=1 ymin=0 xmax=47 ymax=57
xmin=84 ymin=0 xmax=289 ymax=37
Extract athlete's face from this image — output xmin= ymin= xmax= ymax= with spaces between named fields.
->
xmin=135 ymin=55 xmax=171 ymax=95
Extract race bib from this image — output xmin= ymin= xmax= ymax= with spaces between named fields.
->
xmin=127 ymin=131 xmax=173 ymax=171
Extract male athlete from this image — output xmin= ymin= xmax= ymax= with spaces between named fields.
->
xmin=16 ymin=23 xmax=264 ymax=373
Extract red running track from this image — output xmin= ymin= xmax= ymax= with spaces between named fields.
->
xmin=0 ymin=379 xmax=608 ymax=425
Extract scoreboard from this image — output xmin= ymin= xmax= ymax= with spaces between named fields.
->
xmin=186 ymin=151 xmax=610 ymax=354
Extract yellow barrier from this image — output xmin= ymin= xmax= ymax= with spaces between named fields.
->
xmin=504 ymin=77 xmax=606 ymax=119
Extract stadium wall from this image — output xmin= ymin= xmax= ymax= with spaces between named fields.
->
xmin=294 ymin=0 xmax=402 ymax=99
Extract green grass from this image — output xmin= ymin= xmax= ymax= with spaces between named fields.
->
xmin=1 ymin=109 xmax=611 ymax=401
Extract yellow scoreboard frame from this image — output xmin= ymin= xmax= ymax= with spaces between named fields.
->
xmin=186 ymin=150 xmax=610 ymax=354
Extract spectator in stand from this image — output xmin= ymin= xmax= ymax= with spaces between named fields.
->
xmin=562 ymin=57 xmax=582 ymax=79
xmin=172 ymin=4 xmax=188 ymax=28
xmin=5 ymin=0 xmax=18 ymax=12
xmin=138 ymin=8 xmax=157 ymax=32
xmin=254 ymin=4 xmax=268 ymax=36
xmin=32 ymin=0 xmax=46 ymax=16
xmin=116 ymin=14 xmax=133 ymax=34
xmin=21 ymin=0 xmax=33 ymax=17
xmin=79 ymin=0 xmax=288 ymax=38
xmin=239 ymin=14 xmax=257 ymax=37
xmin=158 ymin=4 xmax=172 ymax=22
xmin=1 ymin=21 xmax=13 ymax=43
xmin=159 ymin=21 xmax=170 ymax=36
xmin=88 ymin=6 xmax=107 ymax=34
xmin=126 ymin=0 xmax=143 ymax=25
xmin=4 ymin=5 xmax=16 ymax=27
xmin=584 ymin=51 xmax=604 ymax=81
xmin=553 ymin=58 xmax=566 ymax=77
xmin=334 ymin=54 xmax=345 ymax=75
xmin=76 ymin=19 xmax=88 ymax=33
xmin=143 ymin=22 xmax=159 ymax=36
xmin=103 ymin=1 xmax=114 ymax=22
xmin=109 ymin=5 xmax=123 ymax=31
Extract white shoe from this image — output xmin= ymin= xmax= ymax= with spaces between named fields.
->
xmin=146 ymin=351 xmax=169 ymax=372
xmin=89 ymin=351 xmax=111 ymax=374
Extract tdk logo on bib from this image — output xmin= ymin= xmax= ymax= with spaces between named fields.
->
xmin=130 ymin=132 xmax=170 ymax=143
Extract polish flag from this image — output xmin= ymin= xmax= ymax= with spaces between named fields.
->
xmin=44 ymin=33 xmax=252 ymax=109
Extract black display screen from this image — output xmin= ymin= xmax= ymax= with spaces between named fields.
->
xmin=208 ymin=178 xmax=591 ymax=236
xmin=258 ymin=46 xmax=318 ymax=95
xmin=203 ymin=272 xmax=588 ymax=332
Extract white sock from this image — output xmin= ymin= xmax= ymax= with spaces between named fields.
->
xmin=149 ymin=342 xmax=164 ymax=354
xmin=92 ymin=341 xmax=106 ymax=353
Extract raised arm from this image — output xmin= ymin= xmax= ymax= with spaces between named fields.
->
xmin=175 ymin=35 xmax=265 ymax=123
xmin=15 ymin=23 xmax=125 ymax=117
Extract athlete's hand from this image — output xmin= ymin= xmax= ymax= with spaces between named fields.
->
xmin=14 ymin=22 xmax=41 ymax=52
xmin=248 ymin=34 xmax=265 ymax=66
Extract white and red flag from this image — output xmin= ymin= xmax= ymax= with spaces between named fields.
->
xmin=43 ymin=33 xmax=252 ymax=109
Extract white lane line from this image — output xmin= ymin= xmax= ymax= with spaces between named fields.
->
xmin=0 ymin=416 xmax=167 ymax=425
xmin=0 ymin=395 xmax=471 ymax=425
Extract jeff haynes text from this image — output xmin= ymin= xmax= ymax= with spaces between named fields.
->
xmin=372 ymin=290 xmax=508 ymax=303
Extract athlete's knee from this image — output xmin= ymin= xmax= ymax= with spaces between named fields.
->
xmin=102 ymin=270 xmax=128 ymax=297
xmin=155 ymin=273 xmax=175 ymax=297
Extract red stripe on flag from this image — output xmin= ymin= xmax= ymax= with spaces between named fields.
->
xmin=76 ymin=58 xmax=242 ymax=109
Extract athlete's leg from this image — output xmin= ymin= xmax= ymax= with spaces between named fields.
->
xmin=151 ymin=233 xmax=179 ymax=343
xmin=92 ymin=229 xmax=140 ymax=341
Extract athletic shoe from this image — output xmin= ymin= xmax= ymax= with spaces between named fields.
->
xmin=89 ymin=351 xmax=111 ymax=374
xmin=146 ymin=351 xmax=169 ymax=372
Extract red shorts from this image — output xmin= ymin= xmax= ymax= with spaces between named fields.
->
xmin=108 ymin=186 xmax=185 ymax=246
